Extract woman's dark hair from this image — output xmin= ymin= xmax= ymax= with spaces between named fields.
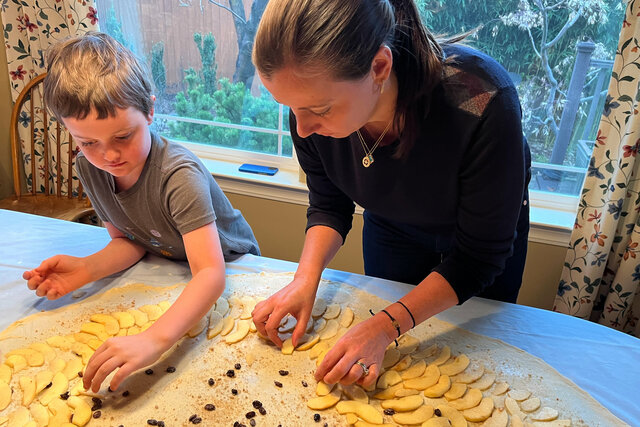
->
xmin=253 ymin=0 xmax=446 ymax=157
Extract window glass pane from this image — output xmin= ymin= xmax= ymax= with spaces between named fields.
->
xmin=418 ymin=0 xmax=623 ymax=197
xmin=96 ymin=0 xmax=292 ymax=159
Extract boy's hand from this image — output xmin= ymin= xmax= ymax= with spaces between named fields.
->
xmin=23 ymin=255 xmax=92 ymax=299
xmin=82 ymin=332 xmax=167 ymax=392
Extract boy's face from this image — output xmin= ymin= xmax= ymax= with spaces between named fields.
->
xmin=63 ymin=105 xmax=154 ymax=191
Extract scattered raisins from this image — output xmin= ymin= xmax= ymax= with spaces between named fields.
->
xmin=252 ymin=400 xmax=262 ymax=408
xmin=91 ymin=403 xmax=102 ymax=411
xmin=91 ymin=397 xmax=102 ymax=404
xmin=166 ymin=366 xmax=176 ymax=373
xmin=235 ymin=363 xmax=241 ymax=370
xmin=226 ymin=369 xmax=235 ymax=378
xmin=45 ymin=382 xmax=52 ymax=389
xmin=92 ymin=411 xmax=102 ymax=419
xmin=301 ymin=380 xmax=308 ymax=387
xmin=250 ymin=420 xmax=256 ymax=427
xmin=278 ymin=370 xmax=289 ymax=376
xmin=122 ymin=390 xmax=130 ymax=397
xmin=208 ymin=378 xmax=215 ymax=386
xmin=60 ymin=391 xmax=69 ymax=400
xmin=314 ymin=413 xmax=321 ymax=422
xmin=157 ymin=422 xmax=165 ymax=427
xmin=204 ymin=404 xmax=215 ymax=411
xmin=434 ymin=408 xmax=442 ymax=416
xmin=145 ymin=369 xmax=154 ymax=375
xmin=274 ymin=381 xmax=283 ymax=388
xmin=147 ymin=420 xmax=158 ymax=426
xmin=246 ymin=411 xmax=256 ymax=419
xmin=189 ymin=415 xmax=197 ymax=422
xmin=78 ymin=371 xmax=83 ymax=378
xmin=258 ymin=406 xmax=267 ymax=415
xmin=383 ymin=408 xmax=395 ymax=415
xmin=231 ymin=388 xmax=238 ymax=395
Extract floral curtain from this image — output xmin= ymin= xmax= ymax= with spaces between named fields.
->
xmin=553 ymin=0 xmax=640 ymax=337
xmin=2 ymin=1 xmax=98 ymax=195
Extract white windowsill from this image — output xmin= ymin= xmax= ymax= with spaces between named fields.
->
xmin=201 ymin=157 xmax=573 ymax=247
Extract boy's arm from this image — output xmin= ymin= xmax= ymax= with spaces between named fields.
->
xmin=23 ymin=222 xmax=146 ymax=299
xmin=84 ymin=222 xmax=148 ymax=280
xmin=142 ymin=221 xmax=226 ymax=347
xmin=82 ymin=221 xmax=226 ymax=392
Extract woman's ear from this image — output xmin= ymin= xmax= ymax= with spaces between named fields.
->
xmin=371 ymin=44 xmax=393 ymax=88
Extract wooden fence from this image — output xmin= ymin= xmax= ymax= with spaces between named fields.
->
xmin=96 ymin=0 xmax=249 ymax=93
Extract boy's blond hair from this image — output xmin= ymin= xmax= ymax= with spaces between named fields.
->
xmin=44 ymin=31 xmax=153 ymax=121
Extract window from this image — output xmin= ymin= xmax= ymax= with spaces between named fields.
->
xmin=97 ymin=0 xmax=623 ymax=211
xmin=418 ymin=0 xmax=622 ymax=202
xmin=96 ymin=0 xmax=296 ymax=171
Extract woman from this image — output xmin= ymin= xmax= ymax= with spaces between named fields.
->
xmin=251 ymin=0 xmax=530 ymax=388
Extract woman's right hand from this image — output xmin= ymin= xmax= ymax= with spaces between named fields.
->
xmin=23 ymin=255 xmax=91 ymax=300
xmin=252 ymin=276 xmax=318 ymax=348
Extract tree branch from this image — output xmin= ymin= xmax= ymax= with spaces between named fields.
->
xmin=207 ymin=0 xmax=246 ymax=23
xmin=546 ymin=5 xmax=583 ymax=49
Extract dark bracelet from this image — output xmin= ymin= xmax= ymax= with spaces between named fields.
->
xmin=369 ymin=308 xmax=400 ymax=346
xmin=396 ymin=300 xmax=416 ymax=329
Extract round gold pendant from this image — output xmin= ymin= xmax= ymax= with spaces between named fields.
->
xmin=362 ymin=155 xmax=373 ymax=168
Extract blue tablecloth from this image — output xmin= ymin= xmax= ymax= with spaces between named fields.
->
xmin=0 ymin=209 xmax=637 ymax=425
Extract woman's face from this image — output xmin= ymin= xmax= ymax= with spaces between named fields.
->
xmin=259 ymin=66 xmax=381 ymax=139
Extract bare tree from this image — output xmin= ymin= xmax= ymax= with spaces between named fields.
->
xmin=182 ymin=0 xmax=268 ymax=89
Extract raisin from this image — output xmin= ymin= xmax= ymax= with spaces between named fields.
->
xmin=189 ymin=414 xmax=197 ymax=422
xmin=250 ymin=420 xmax=256 ymax=427
xmin=208 ymin=378 xmax=215 ymax=386
xmin=278 ymin=370 xmax=289 ymax=376
xmin=45 ymin=382 xmax=52 ymax=389
xmin=166 ymin=366 xmax=176 ymax=373
xmin=383 ymin=408 xmax=395 ymax=415
xmin=91 ymin=403 xmax=102 ymax=411
xmin=274 ymin=381 xmax=283 ymax=388
xmin=314 ymin=413 xmax=321 ymax=422
xmin=204 ymin=403 xmax=215 ymax=411
xmin=258 ymin=406 xmax=267 ymax=415
xmin=252 ymin=400 xmax=262 ymax=409
xmin=246 ymin=411 xmax=256 ymax=419
xmin=60 ymin=391 xmax=69 ymax=400
xmin=235 ymin=363 xmax=242 ymax=370
xmin=226 ymin=369 xmax=235 ymax=378
xmin=91 ymin=397 xmax=102 ymax=404
xmin=78 ymin=371 xmax=83 ymax=378
xmin=434 ymin=408 xmax=442 ymax=416
xmin=147 ymin=420 xmax=158 ymax=426
xmin=158 ymin=422 xmax=165 ymax=427
xmin=92 ymin=411 xmax=102 ymax=419
xmin=145 ymin=369 xmax=154 ymax=375
xmin=192 ymin=418 xmax=202 ymax=424
xmin=231 ymin=388 xmax=238 ymax=395
xmin=301 ymin=380 xmax=308 ymax=387
xmin=122 ymin=390 xmax=130 ymax=397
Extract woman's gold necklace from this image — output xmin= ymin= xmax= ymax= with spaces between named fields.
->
xmin=356 ymin=120 xmax=393 ymax=168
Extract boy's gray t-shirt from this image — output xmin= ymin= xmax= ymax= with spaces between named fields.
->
xmin=76 ymin=132 xmax=260 ymax=261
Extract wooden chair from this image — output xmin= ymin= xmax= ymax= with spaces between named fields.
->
xmin=0 ymin=73 xmax=95 ymax=222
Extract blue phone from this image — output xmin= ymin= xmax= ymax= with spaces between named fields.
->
xmin=239 ymin=163 xmax=279 ymax=176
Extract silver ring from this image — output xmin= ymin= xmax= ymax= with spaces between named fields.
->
xmin=355 ymin=361 xmax=369 ymax=376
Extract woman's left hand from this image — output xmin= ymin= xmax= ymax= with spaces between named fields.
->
xmin=315 ymin=315 xmax=395 ymax=388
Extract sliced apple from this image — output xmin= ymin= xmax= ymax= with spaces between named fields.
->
xmin=311 ymin=298 xmax=327 ymax=318
xmin=207 ymin=311 xmax=224 ymax=339
xmin=39 ymin=372 xmax=69 ymax=406
xmin=401 ymin=359 xmax=427 ymax=380
xmin=380 ymin=394 xmax=424 ymax=412
xmin=336 ymin=400 xmax=383 ymax=424
xmin=423 ymin=374 xmax=451 ymax=398
xmin=392 ymin=404 xmax=434 ymax=425
xmin=338 ymin=307 xmax=354 ymax=328
xmin=80 ymin=322 xmax=109 ymax=341
xmin=139 ymin=304 xmax=163 ymax=321
xmin=19 ymin=375 xmax=36 ymax=406
xmin=90 ymin=313 xmax=120 ymax=335
xmin=225 ymin=319 xmax=251 ymax=344
xmin=67 ymin=396 xmax=92 ymax=426
xmin=323 ymin=303 xmax=341 ymax=319
xmin=62 ymin=357 xmax=83 ymax=381
xmin=112 ymin=311 xmax=135 ymax=329
xmin=404 ymin=364 xmax=440 ymax=390
xmin=0 ymin=380 xmax=11 ymax=411
xmin=439 ymin=354 xmax=469 ymax=376
xmin=449 ymin=387 xmax=483 ymax=411
xmin=307 ymin=388 xmax=340 ymax=410
xmin=127 ymin=308 xmax=149 ymax=327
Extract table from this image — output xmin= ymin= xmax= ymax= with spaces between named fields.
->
xmin=0 ymin=209 xmax=637 ymax=425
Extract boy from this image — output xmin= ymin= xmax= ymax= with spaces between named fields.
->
xmin=22 ymin=32 xmax=260 ymax=392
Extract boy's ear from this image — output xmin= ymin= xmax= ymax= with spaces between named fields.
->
xmin=147 ymin=95 xmax=156 ymax=124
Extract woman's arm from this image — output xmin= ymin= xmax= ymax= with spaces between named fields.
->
xmin=252 ymin=225 xmax=343 ymax=347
